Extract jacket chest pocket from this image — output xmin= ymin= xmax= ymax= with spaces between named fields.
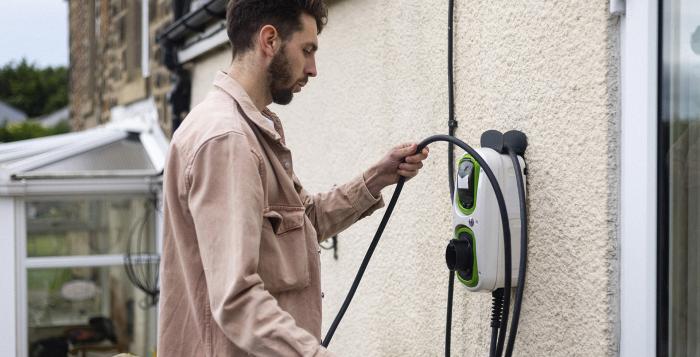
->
xmin=259 ymin=206 xmax=310 ymax=293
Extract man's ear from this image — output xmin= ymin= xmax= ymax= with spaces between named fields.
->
xmin=258 ymin=25 xmax=280 ymax=58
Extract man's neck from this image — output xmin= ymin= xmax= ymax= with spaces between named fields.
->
xmin=227 ymin=58 xmax=271 ymax=112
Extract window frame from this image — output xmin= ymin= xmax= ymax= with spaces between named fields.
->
xmin=619 ymin=0 xmax=660 ymax=356
xmin=13 ymin=189 xmax=162 ymax=357
xmin=656 ymin=0 xmax=669 ymax=354
xmin=0 ymin=197 xmax=18 ymax=356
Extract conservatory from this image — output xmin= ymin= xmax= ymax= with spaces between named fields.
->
xmin=0 ymin=99 xmax=168 ymax=357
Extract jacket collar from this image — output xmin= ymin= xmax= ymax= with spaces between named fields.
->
xmin=213 ymin=71 xmax=284 ymax=143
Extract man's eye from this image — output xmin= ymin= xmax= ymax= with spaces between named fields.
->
xmin=304 ymin=49 xmax=312 ymax=54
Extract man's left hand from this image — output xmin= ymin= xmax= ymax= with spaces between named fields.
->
xmin=363 ymin=143 xmax=430 ymax=198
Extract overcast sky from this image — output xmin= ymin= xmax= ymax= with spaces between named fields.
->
xmin=0 ymin=0 xmax=68 ymax=68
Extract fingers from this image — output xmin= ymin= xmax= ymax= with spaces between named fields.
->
xmin=391 ymin=143 xmax=430 ymax=161
xmin=397 ymin=168 xmax=419 ymax=180
xmin=391 ymin=143 xmax=418 ymax=160
xmin=388 ymin=143 xmax=429 ymax=183
xmin=399 ymin=162 xmax=423 ymax=171
xmin=398 ymin=159 xmax=424 ymax=181
xmin=404 ymin=147 xmax=429 ymax=163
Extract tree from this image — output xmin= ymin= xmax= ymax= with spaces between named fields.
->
xmin=0 ymin=58 xmax=68 ymax=118
xmin=0 ymin=120 xmax=70 ymax=143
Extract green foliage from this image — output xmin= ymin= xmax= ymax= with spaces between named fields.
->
xmin=0 ymin=58 xmax=68 ymax=118
xmin=0 ymin=120 xmax=70 ymax=143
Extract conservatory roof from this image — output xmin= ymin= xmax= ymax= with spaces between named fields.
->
xmin=0 ymin=99 xmax=168 ymax=184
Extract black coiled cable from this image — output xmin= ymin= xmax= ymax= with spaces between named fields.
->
xmin=490 ymin=288 xmax=505 ymax=357
xmin=124 ymin=195 xmax=160 ymax=308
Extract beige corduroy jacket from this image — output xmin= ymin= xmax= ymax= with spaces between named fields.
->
xmin=158 ymin=72 xmax=384 ymax=357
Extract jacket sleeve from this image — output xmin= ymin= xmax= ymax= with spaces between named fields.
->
xmin=295 ymin=173 xmax=385 ymax=242
xmin=187 ymin=132 xmax=333 ymax=357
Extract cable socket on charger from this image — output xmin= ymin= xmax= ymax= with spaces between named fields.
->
xmin=480 ymin=130 xmax=528 ymax=156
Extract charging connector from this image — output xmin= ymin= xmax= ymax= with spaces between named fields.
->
xmin=446 ymin=238 xmax=473 ymax=273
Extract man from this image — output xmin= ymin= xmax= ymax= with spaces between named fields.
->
xmin=158 ymin=1 xmax=429 ymax=356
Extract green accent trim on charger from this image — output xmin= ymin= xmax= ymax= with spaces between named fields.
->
xmin=454 ymin=226 xmax=479 ymax=287
xmin=456 ymin=155 xmax=480 ymax=216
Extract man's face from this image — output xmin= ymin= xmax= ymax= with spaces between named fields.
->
xmin=268 ymin=13 xmax=319 ymax=105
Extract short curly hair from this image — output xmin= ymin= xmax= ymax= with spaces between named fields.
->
xmin=226 ymin=0 xmax=328 ymax=58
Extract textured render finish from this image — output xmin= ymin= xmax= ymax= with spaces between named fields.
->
xmin=187 ymin=0 xmax=620 ymax=355
xmin=191 ymin=49 xmax=232 ymax=108
xmin=447 ymin=1 xmax=620 ymax=356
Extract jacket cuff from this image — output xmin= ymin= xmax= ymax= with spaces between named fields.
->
xmin=345 ymin=173 xmax=385 ymax=217
xmin=313 ymin=346 xmax=335 ymax=357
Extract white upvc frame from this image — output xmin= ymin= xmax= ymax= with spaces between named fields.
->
xmin=0 ymin=198 xmax=17 ymax=356
xmin=619 ymin=0 xmax=659 ymax=356
xmin=177 ymin=22 xmax=228 ymax=64
xmin=0 ymin=130 xmax=99 ymax=163
xmin=13 ymin=189 xmax=162 ymax=357
xmin=25 ymin=254 xmax=160 ymax=269
xmin=1 ymin=131 xmax=127 ymax=177
xmin=15 ymin=198 xmax=28 ymax=357
xmin=0 ymin=177 xmax=160 ymax=197
xmin=141 ymin=0 xmax=150 ymax=78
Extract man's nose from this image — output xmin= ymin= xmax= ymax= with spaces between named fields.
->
xmin=306 ymin=58 xmax=317 ymax=77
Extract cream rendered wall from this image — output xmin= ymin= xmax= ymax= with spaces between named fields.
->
xmin=191 ymin=47 xmax=232 ymax=108
xmin=188 ymin=0 xmax=620 ymax=355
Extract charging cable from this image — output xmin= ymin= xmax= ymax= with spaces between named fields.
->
xmin=321 ymin=135 xmax=513 ymax=352
xmin=503 ymin=136 xmax=528 ymax=357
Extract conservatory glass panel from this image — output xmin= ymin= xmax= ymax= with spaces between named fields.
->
xmin=28 ymin=137 xmax=155 ymax=174
xmin=661 ymin=0 xmax=700 ymax=354
xmin=27 ymin=265 xmax=158 ymax=357
xmin=26 ymin=196 xmax=157 ymax=257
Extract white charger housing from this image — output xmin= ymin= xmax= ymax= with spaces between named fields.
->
xmin=452 ymin=148 xmax=526 ymax=292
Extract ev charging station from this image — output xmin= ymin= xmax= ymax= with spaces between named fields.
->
xmin=322 ymin=130 xmax=529 ymax=357
xmin=449 ymin=136 xmax=526 ymax=292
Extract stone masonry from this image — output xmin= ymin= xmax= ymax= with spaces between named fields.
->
xmin=69 ymin=0 xmax=174 ymax=135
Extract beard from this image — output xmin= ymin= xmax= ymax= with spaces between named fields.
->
xmin=268 ymin=48 xmax=295 ymax=105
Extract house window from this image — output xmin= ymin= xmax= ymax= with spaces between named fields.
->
xmin=125 ymin=0 xmax=142 ymax=81
xmin=24 ymin=195 xmax=158 ymax=357
xmin=659 ymin=0 xmax=700 ymax=355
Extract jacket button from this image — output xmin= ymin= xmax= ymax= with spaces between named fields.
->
xmin=321 ymin=292 xmax=325 ymax=299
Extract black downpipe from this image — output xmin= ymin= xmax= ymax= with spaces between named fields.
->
xmin=168 ymin=67 xmax=191 ymax=133
xmin=173 ymin=0 xmax=192 ymax=19
xmin=445 ymin=0 xmax=457 ymax=356
xmin=161 ymin=0 xmax=194 ymax=134
xmin=447 ymin=0 xmax=457 ymax=200
xmin=162 ymin=42 xmax=191 ymax=134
